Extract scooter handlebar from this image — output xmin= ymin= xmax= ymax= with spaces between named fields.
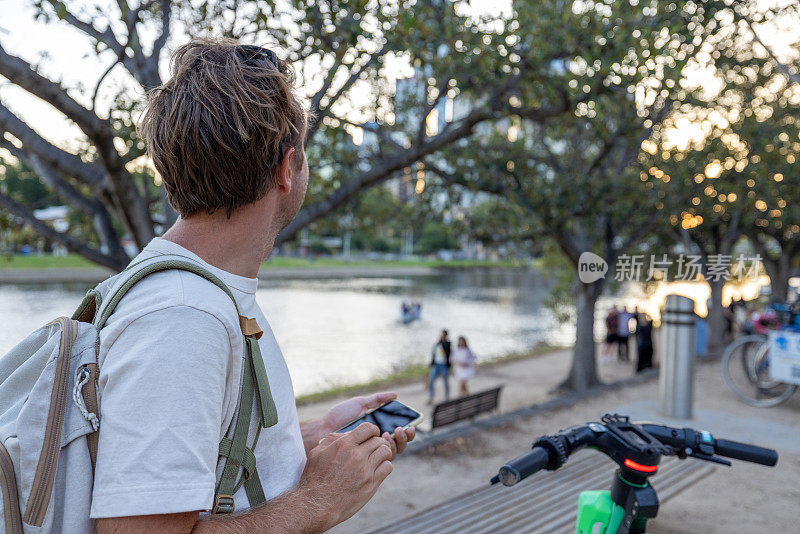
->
xmin=641 ymin=423 xmax=778 ymax=467
xmin=497 ymin=447 xmax=550 ymax=486
xmin=714 ymin=438 xmax=777 ymax=467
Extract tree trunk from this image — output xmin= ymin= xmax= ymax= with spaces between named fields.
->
xmin=92 ymin=211 xmax=129 ymax=268
xmin=706 ymin=279 xmax=726 ymax=358
xmin=560 ymin=279 xmax=603 ymax=392
xmin=763 ymin=256 xmax=791 ymax=303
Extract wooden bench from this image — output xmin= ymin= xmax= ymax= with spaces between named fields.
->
xmin=366 ymin=451 xmax=714 ymax=533
xmin=431 ymin=387 xmax=503 ymax=430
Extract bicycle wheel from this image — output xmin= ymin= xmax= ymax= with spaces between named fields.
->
xmin=747 ymin=343 xmax=797 ymax=406
xmin=722 ymin=335 xmax=797 ymax=407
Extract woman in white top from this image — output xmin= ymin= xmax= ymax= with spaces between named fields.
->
xmin=451 ymin=336 xmax=477 ymax=396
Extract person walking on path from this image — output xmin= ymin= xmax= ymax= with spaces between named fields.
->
xmin=452 ymin=336 xmax=477 ymax=396
xmin=617 ymin=307 xmax=633 ymax=362
xmin=428 ymin=329 xmax=452 ymax=404
xmin=636 ymin=313 xmax=655 ymax=372
xmin=603 ymin=305 xmax=619 ymax=359
xmin=90 ymin=39 xmax=414 ymax=533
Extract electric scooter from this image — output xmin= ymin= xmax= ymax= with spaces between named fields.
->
xmin=492 ymin=413 xmax=778 ymax=534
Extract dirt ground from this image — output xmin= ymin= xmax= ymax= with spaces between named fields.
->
xmin=327 ymin=362 xmax=800 ymax=534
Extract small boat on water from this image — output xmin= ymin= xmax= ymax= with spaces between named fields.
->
xmin=400 ymin=302 xmax=422 ymax=324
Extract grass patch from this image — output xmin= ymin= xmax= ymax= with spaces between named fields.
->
xmin=0 ymin=254 xmax=97 ymax=269
xmin=295 ymin=343 xmax=570 ymax=406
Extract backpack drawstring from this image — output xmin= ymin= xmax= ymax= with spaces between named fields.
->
xmin=73 ymin=367 xmax=100 ymax=432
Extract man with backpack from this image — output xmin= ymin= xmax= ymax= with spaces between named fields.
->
xmin=50 ymin=39 xmax=413 ymax=533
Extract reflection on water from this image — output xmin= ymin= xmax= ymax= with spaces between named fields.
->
xmin=1 ymin=270 xmax=770 ymax=395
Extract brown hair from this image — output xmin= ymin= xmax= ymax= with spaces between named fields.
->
xmin=139 ymin=38 xmax=308 ymax=217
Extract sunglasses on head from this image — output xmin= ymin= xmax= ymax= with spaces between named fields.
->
xmin=236 ymin=44 xmax=279 ymax=67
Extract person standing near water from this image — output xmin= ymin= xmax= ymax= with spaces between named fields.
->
xmin=617 ymin=307 xmax=633 ymax=362
xmin=452 ymin=336 xmax=477 ymax=396
xmin=428 ymin=330 xmax=452 ymax=404
xmin=636 ymin=313 xmax=654 ymax=372
xmin=603 ymin=305 xmax=619 ymax=359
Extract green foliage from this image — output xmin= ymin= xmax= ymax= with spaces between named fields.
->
xmin=0 ymin=159 xmax=52 ymax=207
xmin=309 ymin=239 xmax=335 ymax=255
xmin=540 ymin=240 xmax=577 ymax=324
xmin=416 ymin=219 xmax=459 ymax=254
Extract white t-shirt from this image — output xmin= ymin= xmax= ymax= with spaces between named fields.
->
xmin=433 ymin=343 xmax=448 ymax=365
xmin=90 ymin=238 xmax=306 ymax=518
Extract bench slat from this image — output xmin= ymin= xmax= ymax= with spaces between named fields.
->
xmin=368 ymin=452 xmax=715 ymax=534
xmin=431 ymin=387 xmax=502 ymax=429
xmin=396 ymin=455 xmax=600 ymax=532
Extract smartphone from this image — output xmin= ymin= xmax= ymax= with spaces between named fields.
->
xmin=336 ymin=400 xmax=424 ymax=434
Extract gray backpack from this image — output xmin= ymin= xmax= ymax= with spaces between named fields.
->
xmin=0 ymin=254 xmax=277 ymax=533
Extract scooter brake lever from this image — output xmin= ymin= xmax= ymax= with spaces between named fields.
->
xmin=686 ymin=452 xmax=732 ymax=466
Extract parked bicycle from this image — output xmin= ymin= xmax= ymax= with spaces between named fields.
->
xmin=493 ymin=413 xmax=777 ymax=534
xmin=721 ymin=302 xmax=799 ymax=407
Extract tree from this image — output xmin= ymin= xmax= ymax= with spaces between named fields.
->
xmin=643 ymin=0 xmax=800 ymax=354
xmin=732 ymin=1 xmax=800 ymax=302
xmin=0 ymin=0 xmax=580 ymax=270
xmin=426 ymin=0 xmax=733 ymax=390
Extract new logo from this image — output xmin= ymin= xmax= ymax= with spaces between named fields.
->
xmin=578 ymin=252 xmax=608 ymax=283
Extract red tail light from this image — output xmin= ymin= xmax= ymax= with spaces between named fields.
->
xmin=624 ymin=459 xmax=658 ymax=473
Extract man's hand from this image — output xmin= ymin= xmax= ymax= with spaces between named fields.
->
xmin=381 ymin=424 xmax=415 ymax=459
xmin=318 ymin=392 xmax=397 ymax=436
xmin=306 ymin=392 xmax=415 ymax=459
xmin=298 ymin=423 xmax=394 ymax=530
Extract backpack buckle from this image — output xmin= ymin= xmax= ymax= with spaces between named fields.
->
xmin=211 ymin=494 xmax=235 ymax=514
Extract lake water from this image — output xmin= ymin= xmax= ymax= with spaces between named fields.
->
xmin=0 ymin=269 xmax=575 ymax=396
xmin=2 ymin=268 xmax=768 ymax=396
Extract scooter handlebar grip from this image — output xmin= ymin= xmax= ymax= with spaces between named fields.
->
xmin=715 ymin=439 xmax=777 ymax=466
xmin=497 ymin=447 xmax=550 ymax=486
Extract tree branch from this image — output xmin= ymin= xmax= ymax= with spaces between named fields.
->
xmin=0 ymin=42 xmax=109 ymax=137
xmin=416 ymin=76 xmax=452 ymax=144
xmin=1 ymin=137 xmax=129 ymax=263
xmin=337 ymin=117 xmax=404 ymax=152
xmin=2 ymin=138 xmax=94 ymax=214
xmin=0 ymin=44 xmax=154 ymax=245
xmin=0 ymin=191 xmax=127 ymax=270
xmin=277 ymin=103 xmax=504 ymax=244
xmin=43 ymin=0 xmax=125 ymax=55
xmin=149 ymin=0 xmax=172 ymax=68
xmin=308 ymin=49 xmax=348 ymax=118
xmin=423 ymin=159 xmax=509 ymax=195
xmin=0 ymin=102 xmax=106 ymax=188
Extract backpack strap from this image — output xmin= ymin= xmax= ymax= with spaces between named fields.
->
xmin=94 ymin=258 xmax=241 ymax=330
xmin=90 ymin=256 xmax=277 ymax=512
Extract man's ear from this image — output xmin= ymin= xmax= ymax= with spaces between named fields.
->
xmin=275 ymin=147 xmax=297 ymax=193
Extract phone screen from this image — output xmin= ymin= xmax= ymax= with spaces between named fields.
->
xmin=336 ymin=400 xmax=422 ymax=434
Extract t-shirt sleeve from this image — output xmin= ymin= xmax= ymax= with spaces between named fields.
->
xmin=90 ymin=306 xmax=233 ymax=518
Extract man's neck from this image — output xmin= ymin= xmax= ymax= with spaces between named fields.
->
xmin=162 ymin=202 xmax=278 ymax=278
